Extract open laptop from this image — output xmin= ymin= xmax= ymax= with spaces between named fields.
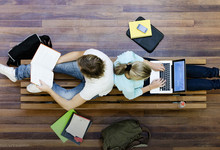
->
xmin=150 ymin=59 xmax=186 ymax=94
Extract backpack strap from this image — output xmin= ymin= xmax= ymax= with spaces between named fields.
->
xmin=141 ymin=126 xmax=151 ymax=140
xmin=126 ymin=126 xmax=151 ymax=150
xmin=39 ymin=35 xmax=52 ymax=48
xmin=126 ymin=137 xmax=148 ymax=150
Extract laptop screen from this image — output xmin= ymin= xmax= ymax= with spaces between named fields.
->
xmin=173 ymin=60 xmax=186 ymax=92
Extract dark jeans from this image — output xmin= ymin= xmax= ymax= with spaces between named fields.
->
xmin=144 ymin=65 xmax=220 ymax=93
xmin=186 ymin=65 xmax=219 ymax=91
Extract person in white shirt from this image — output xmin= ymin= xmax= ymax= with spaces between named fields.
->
xmin=0 ymin=49 xmax=114 ymax=110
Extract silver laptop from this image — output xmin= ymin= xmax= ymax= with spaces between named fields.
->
xmin=150 ymin=59 xmax=186 ymax=94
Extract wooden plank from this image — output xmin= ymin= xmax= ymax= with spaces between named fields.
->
xmin=0 ymin=0 xmax=67 ymax=5
xmin=20 ymin=88 xmax=124 ymax=95
xmin=21 ymin=103 xmax=207 ymax=110
xmin=66 ymin=0 xmax=220 ymax=5
xmin=0 ymin=139 xmax=101 ymax=147
xmin=0 ymin=79 xmax=20 ymax=87
xmin=10 ymin=41 xmax=98 ymax=49
xmin=21 ymin=80 xmax=80 ymax=87
xmin=151 ymin=57 xmax=206 ymax=64
xmin=42 ymin=19 xmax=195 ymax=27
xmin=0 ymin=109 xmax=146 ymax=117
xmin=207 ymin=94 xmax=220 ymax=103
xmin=0 ymin=20 xmax=42 ymax=27
xmin=123 ymin=5 xmax=220 ymax=12
xmin=20 ymin=87 xmax=207 ymax=95
xmin=0 ymin=5 xmax=123 ymax=14
xmin=0 ymin=124 xmax=51 ymax=132
xmin=173 ymin=147 xmax=220 ymax=150
xmin=21 ymin=57 xmax=206 ymax=65
xmin=3 ymin=123 xmax=220 ymax=133
xmin=1 ymin=26 xmax=220 ymax=38
xmin=0 ymin=124 xmax=105 ymax=133
xmin=20 ymin=87 xmax=123 ymax=95
xmin=20 ymin=95 xmax=207 ymax=102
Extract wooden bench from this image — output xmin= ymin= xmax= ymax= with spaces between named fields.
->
xmin=20 ymin=57 xmax=207 ymax=110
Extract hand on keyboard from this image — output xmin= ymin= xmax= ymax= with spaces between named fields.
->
xmin=150 ymin=78 xmax=166 ymax=89
xmin=151 ymin=63 xmax=165 ymax=72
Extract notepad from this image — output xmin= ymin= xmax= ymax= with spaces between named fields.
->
xmin=65 ymin=114 xmax=91 ymax=140
xmin=30 ymin=44 xmax=61 ymax=88
xmin=129 ymin=20 xmax=152 ymax=39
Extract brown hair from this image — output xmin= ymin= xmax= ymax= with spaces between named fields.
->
xmin=77 ymin=54 xmax=105 ymax=79
xmin=114 ymin=61 xmax=151 ymax=80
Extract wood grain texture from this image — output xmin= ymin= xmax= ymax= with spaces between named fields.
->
xmin=0 ymin=0 xmax=220 ymax=149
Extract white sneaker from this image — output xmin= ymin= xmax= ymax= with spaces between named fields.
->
xmin=27 ymin=84 xmax=42 ymax=93
xmin=0 ymin=64 xmax=17 ymax=82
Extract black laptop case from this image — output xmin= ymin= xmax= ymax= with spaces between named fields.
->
xmin=126 ymin=16 xmax=164 ymax=53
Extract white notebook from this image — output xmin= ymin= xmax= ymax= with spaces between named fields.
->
xmin=30 ymin=44 xmax=61 ymax=88
xmin=66 ymin=114 xmax=91 ymax=139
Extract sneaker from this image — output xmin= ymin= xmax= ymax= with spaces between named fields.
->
xmin=27 ymin=84 xmax=42 ymax=93
xmin=0 ymin=64 xmax=17 ymax=82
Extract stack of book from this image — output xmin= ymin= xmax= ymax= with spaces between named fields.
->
xmin=51 ymin=109 xmax=91 ymax=145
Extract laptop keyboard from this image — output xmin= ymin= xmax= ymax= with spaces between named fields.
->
xmin=160 ymin=63 xmax=171 ymax=91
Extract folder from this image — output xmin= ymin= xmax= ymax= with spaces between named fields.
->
xmin=51 ymin=109 xmax=76 ymax=143
xmin=129 ymin=20 xmax=152 ymax=39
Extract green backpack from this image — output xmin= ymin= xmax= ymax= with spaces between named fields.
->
xmin=101 ymin=119 xmax=151 ymax=150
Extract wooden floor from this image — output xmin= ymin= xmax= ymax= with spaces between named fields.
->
xmin=0 ymin=0 xmax=220 ymax=149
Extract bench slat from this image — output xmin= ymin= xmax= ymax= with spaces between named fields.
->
xmin=21 ymin=103 xmax=207 ymax=110
xmin=20 ymin=88 xmax=207 ymax=95
xmin=21 ymin=57 xmax=206 ymax=65
xmin=20 ymin=95 xmax=207 ymax=102
xmin=21 ymin=80 xmax=80 ymax=87
xmin=151 ymin=57 xmax=206 ymax=64
xmin=0 ymin=139 xmax=101 ymax=147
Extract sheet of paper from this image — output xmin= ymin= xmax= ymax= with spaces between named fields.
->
xmin=31 ymin=64 xmax=54 ymax=88
xmin=66 ymin=114 xmax=90 ymax=139
xmin=31 ymin=44 xmax=61 ymax=70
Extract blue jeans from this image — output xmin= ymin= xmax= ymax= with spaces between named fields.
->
xmin=186 ymin=65 xmax=220 ymax=91
xmin=143 ymin=65 xmax=220 ymax=92
xmin=15 ymin=61 xmax=85 ymax=100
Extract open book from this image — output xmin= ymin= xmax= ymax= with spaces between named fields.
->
xmin=31 ymin=44 xmax=61 ymax=88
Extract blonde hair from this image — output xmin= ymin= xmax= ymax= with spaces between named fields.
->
xmin=114 ymin=61 xmax=151 ymax=80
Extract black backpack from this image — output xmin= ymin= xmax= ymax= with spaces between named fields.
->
xmin=101 ymin=119 xmax=151 ymax=150
xmin=7 ymin=34 xmax=52 ymax=66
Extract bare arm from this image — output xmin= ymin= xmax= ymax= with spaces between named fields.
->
xmin=37 ymin=81 xmax=86 ymax=111
xmin=141 ymin=78 xmax=166 ymax=94
xmin=143 ymin=59 xmax=165 ymax=71
xmin=57 ymin=51 xmax=85 ymax=64
xmin=143 ymin=59 xmax=153 ymax=67
xmin=47 ymin=89 xmax=86 ymax=111
xmin=141 ymin=85 xmax=152 ymax=94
